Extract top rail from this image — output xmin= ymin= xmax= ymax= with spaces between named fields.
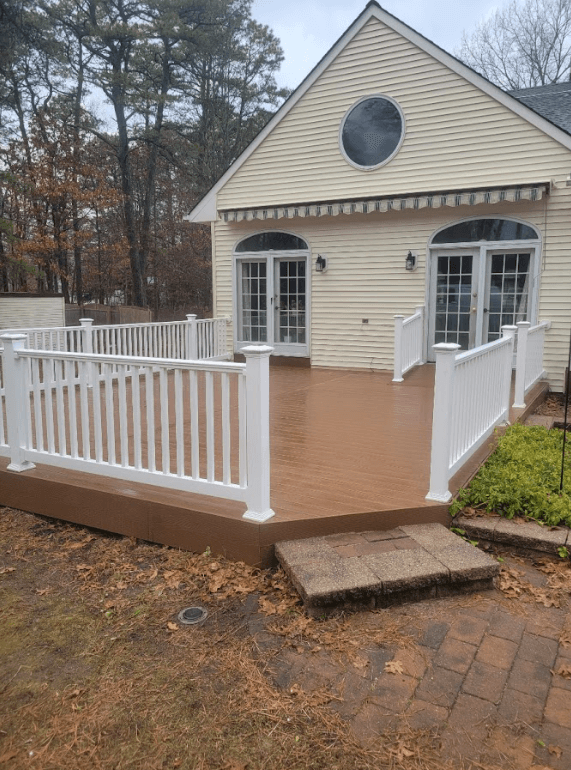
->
xmin=15 ymin=347 xmax=244 ymax=374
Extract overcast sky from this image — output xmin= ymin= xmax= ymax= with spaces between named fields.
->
xmin=251 ymin=0 xmax=500 ymax=89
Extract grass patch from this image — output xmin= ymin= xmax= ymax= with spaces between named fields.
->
xmin=451 ymin=424 xmax=571 ymax=526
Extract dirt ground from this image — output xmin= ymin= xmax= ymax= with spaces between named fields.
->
xmin=1 ymin=507 xmax=570 ymax=770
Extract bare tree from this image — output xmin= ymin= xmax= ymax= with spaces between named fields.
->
xmin=457 ymin=0 xmax=571 ymax=89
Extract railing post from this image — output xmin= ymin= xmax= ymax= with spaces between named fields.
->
xmin=426 ymin=343 xmax=460 ymax=502
xmin=1 ymin=334 xmax=35 ymax=472
xmin=242 ymin=344 xmax=275 ymax=522
xmin=393 ymin=315 xmax=405 ymax=382
xmin=513 ymin=321 xmax=530 ymax=408
xmin=415 ymin=306 xmax=425 ymax=364
xmin=501 ymin=325 xmax=517 ymax=418
xmin=79 ymin=318 xmax=95 ymax=387
xmin=186 ymin=314 xmax=198 ymax=359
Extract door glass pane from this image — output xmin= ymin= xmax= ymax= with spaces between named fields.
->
xmin=240 ymin=262 xmax=267 ymax=342
xmin=487 ymin=253 xmax=530 ymax=342
xmin=275 ymin=259 xmax=306 ymax=344
xmin=434 ymin=255 xmax=473 ymax=349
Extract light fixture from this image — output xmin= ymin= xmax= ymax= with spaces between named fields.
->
xmin=315 ymin=254 xmax=327 ymax=273
xmin=405 ymin=251 xmax=417 ymax=271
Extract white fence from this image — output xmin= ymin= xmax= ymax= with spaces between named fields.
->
xmin=426 ymin=328 xmax=516 ymax=502
xmin=0 ymin=334 xmax=274 ymax=522
xmin=393 ymin=306 xmax=424 ymax=382
xmin=1 ymin=315 xmax=229 ymax=362
xmin=513 ymin=320 xmax=551 ymax=408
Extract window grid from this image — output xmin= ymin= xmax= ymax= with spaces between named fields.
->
xmin=277 ymin=260 xmax=306 ymax=344
xmin=434 ymin=255 xmax=473 ymax=350
xmin=487 ymin=252 xmax=530 ymax=342
xmin=240 ymin=262 xmax=267 ymax=342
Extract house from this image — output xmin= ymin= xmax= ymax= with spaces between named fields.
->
xmin=185 ymin=1 xmax=571 ymax=391
xmin=0 ymin=294 xmax=65 ymax=332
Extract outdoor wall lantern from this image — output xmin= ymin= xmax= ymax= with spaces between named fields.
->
xmin=405 ymin=251 xmax=418 ymax=271
xmin=315 ymin=254 xmax=328 ymax=273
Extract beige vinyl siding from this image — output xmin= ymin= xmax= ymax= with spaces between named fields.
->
xmin=0 ymin=296 xmax=65 ymax=331
xmin=217 ymin=18 xmax=571 ymax=210
xmin=214 ymin=186 xmax=571 ymax=390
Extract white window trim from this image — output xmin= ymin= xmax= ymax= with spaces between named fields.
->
xmin=232 ymin=235 xmax=311 ymax=357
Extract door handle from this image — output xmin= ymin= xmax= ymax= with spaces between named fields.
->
xmin=483 ymin=308 xmax=489 ymax=313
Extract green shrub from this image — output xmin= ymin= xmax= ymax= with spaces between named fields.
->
xmin=450 ymin=424 xmax=571 ymax=527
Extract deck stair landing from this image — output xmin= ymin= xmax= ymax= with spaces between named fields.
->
xmin=276 ymin=524 xmax=499 ymax=616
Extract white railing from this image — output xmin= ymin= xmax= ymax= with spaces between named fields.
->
xmin=513 ymin=320 xmax=551 ymax=408
xmin=426 ymin=326 xmax=516 ymax=502
xmin=1 ymin=315 xmax=230 ymax=362
xmin=0 ymin=334 xmax=274 ymax=522
xmin=393 ymin=306 xmax=424 ymax=382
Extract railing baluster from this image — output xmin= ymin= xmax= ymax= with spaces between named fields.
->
xmin=145 ymin=367 xmax=155 ymax=472
xmin=190 ymin=369 xmax=199 ymax=478
xmin=238 ymin=371 xmax=247 ymax=488
xmin=206 ymin=371 xmax=214 ymax=481
xmin=175 ymin=368 xmax=184 ymax=476
xmin=66 ymin=359 xmax=79 ymax=459
xmin=79 ymin=360 xmax=91 ymax=460
xmin=131 ymin=367 xmax=142 ymax=469
xmin=92 ymin=364 xmax=103 ymax=463
xmin=160 ymin=367 xmax=169 ymax=474
xmin=31 ymin=358 xmax=43 ymax=452
xmin=222 ymin=372 xmax=231 ymax=485
xmin=104 ymin=363 xmax=116 ymax=465
xmin=118 ymin=364 xmax=129 ymax=466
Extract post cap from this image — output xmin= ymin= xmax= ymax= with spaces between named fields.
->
xmin=516 ymin=321 xmax=531 ymax=328
xmin=241 ymin=345 xmax=274 ymax=357
xmin=79 ymin=318 xmax=94 ymax=326
xmin=186 ymin=314 xmax=197 ymax=321
xmin=432 ymin=343 xmax=461 ymax=353
xmin=0 ymin=333 xmax=28 ymax=341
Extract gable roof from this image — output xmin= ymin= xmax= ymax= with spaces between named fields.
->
xmin=510 ymin=82 xmax=571 ymax=134
xmin=185 ymin=1 xmax=571 ymax=223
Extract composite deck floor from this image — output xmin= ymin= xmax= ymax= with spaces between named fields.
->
xmin=267 ymin=365 xmax=436 ymax=520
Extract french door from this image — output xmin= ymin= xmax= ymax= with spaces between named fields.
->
xmin=428 ymin=246 xmax=535 ymax=359
xmin=237 ymin=254 xmax=309 ymax=356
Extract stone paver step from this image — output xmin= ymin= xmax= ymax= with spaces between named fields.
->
xmin=276 ymin=524 xmax=500 ymax=616
xmin=454 ymin=514 xmax=571 ymax=555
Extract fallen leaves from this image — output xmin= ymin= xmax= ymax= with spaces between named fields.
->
xmin=384 ymin=660 xmax=404 ymax=675
xmin=553 ymin=663 xmax=571 ymax=679
xmin=498 ymin=565 xmax=563 ymax=607
xmin=388 ymin=741 xmax=415 ymax=762
xmin=548 ymin=745 xmax=563 ymax=759
xmin=0 ymin=567 xmax=15 ymax=575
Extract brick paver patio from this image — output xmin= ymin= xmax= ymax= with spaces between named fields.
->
xmin=255 ymin=550 xmax=571 ymax=769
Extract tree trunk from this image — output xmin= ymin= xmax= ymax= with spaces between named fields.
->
xmin=112 ymin=80 xmax=146 ymax=306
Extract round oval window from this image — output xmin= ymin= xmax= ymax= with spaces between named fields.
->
xmin=340 ymin=96 xmax=404 ymax=169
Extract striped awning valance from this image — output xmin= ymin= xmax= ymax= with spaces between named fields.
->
xmin=219 ymin=184 xmax=548 ymax=223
